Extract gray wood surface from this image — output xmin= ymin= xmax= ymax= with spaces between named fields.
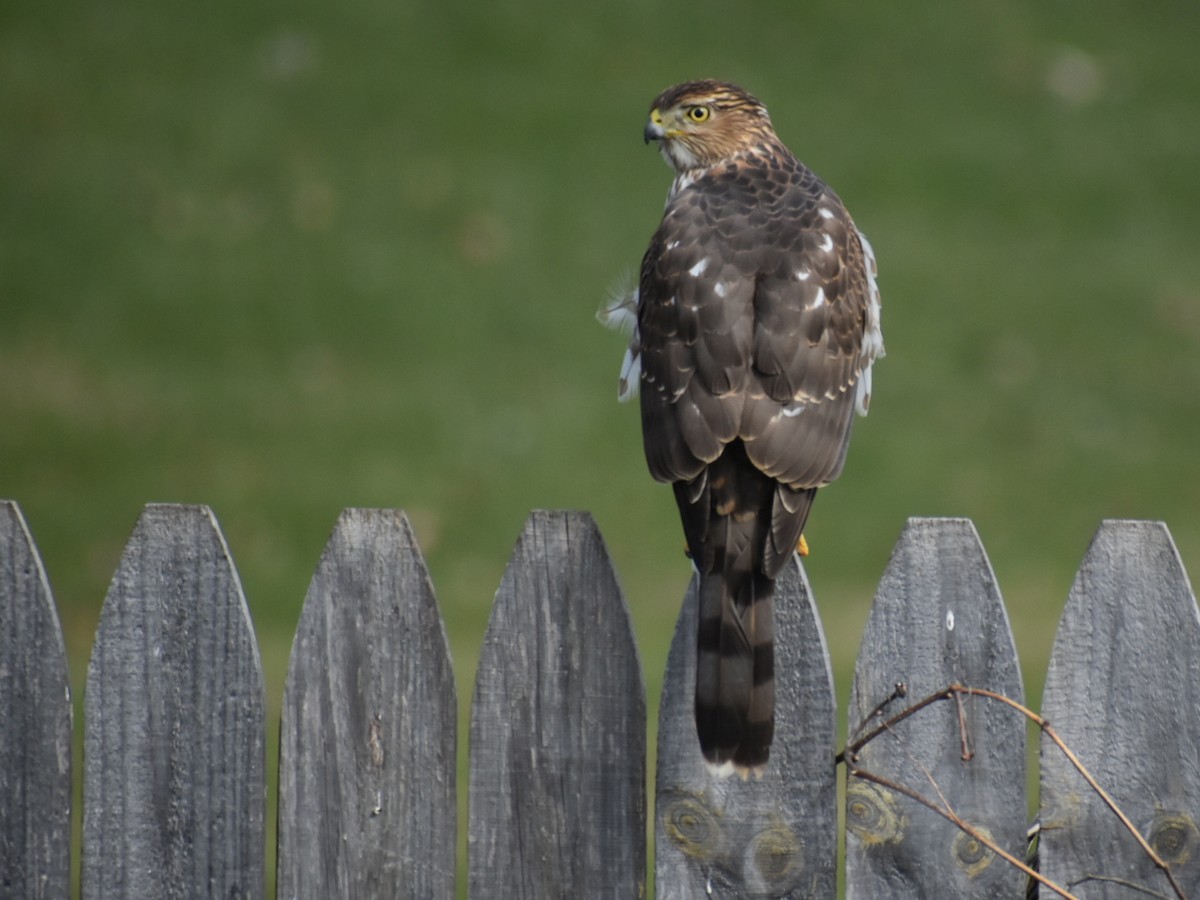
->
xmin=655 ymin=555 xmax=838 ymax=899
xmin=0 ymin=500 xmax=73 ymax=899
xmin=277 ymin=508 xmax=456 ymax=898
xmin=467 ymin=510 xmax=646 ymax=898
xmin=81 ymin=504 xmax=265 ymax=899
xmin=1040 ymin=520 xmax=1200 ymax=898
xmin=845 ymin=518 xmax=1026 ymax=898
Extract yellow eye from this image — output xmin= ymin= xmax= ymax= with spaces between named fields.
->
xmin=687 ymin=106 xmax=711 ymax=123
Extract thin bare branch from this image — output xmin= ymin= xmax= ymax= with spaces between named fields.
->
xmin=839 ymin=683 xmax=1189 ymax=900
xmin=847 ymin=766 xmax=1080 ymax=900
xmin=837 ymin=685 xmax=951 ymax=765
xmin=848 ymin=681 xmax=909 ymax=743
xmin=949 ymin=686 xmax=1187 ymax=900
xmin=1067 ymin=875 xmax=1175 ymax=899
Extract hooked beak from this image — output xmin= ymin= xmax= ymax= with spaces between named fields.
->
xmin=644 ymin=109 xmax=666 ymax=144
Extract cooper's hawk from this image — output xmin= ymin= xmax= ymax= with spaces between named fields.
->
xmin=601 ymin=80 xmax=883 ymax=773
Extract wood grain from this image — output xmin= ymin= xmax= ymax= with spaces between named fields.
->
xmin=81 ymin=504 xmax=264 ymax=899
xmin=277 ymin=508 xmax=456 ymax=898
xmin=468 ymin=510 xmax=646 ymax=899
xmin=0 ymin=500 xmax=72 ymax=899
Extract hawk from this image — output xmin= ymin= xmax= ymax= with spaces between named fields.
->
xmin=601 ymin=80 xmax=883 ymax=773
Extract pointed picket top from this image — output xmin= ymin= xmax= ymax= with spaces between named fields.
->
xmin=845 ymin=518 xmax=1026 ymax=898
xmin=1040 ymin=520 xmax=1200 ymax=898
xmin=278 ymin=508 xmax=456 ymax=898
xmin=0 ymin=500 xmax=72 ymax=899
xmin=655 ymin=556 xmax=837 ymax=899
xmin=468 ymin=510 xmax=646 ymax=898
xmin=82 ymin=504 xmax=264 ymax=900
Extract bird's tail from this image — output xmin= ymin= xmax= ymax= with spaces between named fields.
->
xmin=695 ymin=566 xmax=775 ymax=774
xmin=681 ymin=443 xmax=813 ymax=774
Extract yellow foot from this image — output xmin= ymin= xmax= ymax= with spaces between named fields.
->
xmin=797 ymin=534 xmax=809 ymax=557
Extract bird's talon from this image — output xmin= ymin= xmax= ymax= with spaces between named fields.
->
xmin=797 ymin=534 xmax=809 ymax=557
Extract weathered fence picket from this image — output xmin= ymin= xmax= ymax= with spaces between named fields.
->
xmin=467 ymin=510 xmax=646 ymax=898
xmin=1040 ymin=520 xmax=1200 ymax=898
xmin=81 ymin=504 xmax=265 ymax=899
xmin=2 ymin=501 xmax=1198 ymax=899
xmin=277 ymin=508 xmax=456 ymax=898
xmin=0 ymin=501 xmax=72 ymax=900
xmin=845 ymin=518 xmax=1027 ymax=898
xmin=655 ymin=557 xmax=837 ymax=899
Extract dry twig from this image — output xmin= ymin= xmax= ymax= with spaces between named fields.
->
xmin=846 ymin=765 xmax=1080 ymax=900
xmin=839 ymin=683 xmax=1188 ymax=900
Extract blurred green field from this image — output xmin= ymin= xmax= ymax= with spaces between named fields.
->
xmin=3 ymin=0 xmax=1199 ymax=894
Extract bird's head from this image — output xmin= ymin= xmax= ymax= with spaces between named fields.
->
xmin=644 ymin=80 xmax=776 ymax=172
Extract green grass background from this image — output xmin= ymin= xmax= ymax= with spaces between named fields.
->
xmin=3 ymin=0 xmax=1199 ymax=894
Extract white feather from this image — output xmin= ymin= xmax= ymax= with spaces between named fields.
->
xmin=598 ymin=274 xmax=642 ymax=402
xmin=855 ymin=228 xmax=885 ymax=416
xmin=782 ymin=401 xmax=807 ymax=418
xmin=707 ymin=760 xmax=738 ymax=779
xmin=617 ymin=343 xmax=641 ymax=402
xmin=597 ymin=277 xmax=638 ymax=334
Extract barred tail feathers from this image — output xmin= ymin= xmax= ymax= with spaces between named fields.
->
xmin=694 ymin=567 xmax=775 ymax=773
xmin=681 ymin=441 xmax=814 ymax=774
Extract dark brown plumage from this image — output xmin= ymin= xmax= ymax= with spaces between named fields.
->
xmin=631 ymin=80 xmax=884 ymax=773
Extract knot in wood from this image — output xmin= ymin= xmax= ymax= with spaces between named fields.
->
xmin=1147 ymin=812 xmax=1200 ymax=866
xmin=845 ymin=782 xmax=906 ymax=845
xmin=661 ymin=794 xmax=723 ymax=859
xmin=746 ymin=824 xmax=802 ymax=889
xmin=952 ymin=827 xmax=995 ymax=877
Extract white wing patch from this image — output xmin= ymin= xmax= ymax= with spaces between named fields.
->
xmin=782 ymin=401 xmax=807 ymax=418
xmin=617 ymin=343 xmax=641 ymax=401
xmin=764 ymin=400 xmax=808 ymax=428
xmin=688 ymin=258 xmax=710 ymax=278
xmin=855 ymin=228 xmax=885 ymax=416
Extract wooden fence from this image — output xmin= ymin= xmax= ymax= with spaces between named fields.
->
xmin=2 ymin=499 xmax=1199 ymax=898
